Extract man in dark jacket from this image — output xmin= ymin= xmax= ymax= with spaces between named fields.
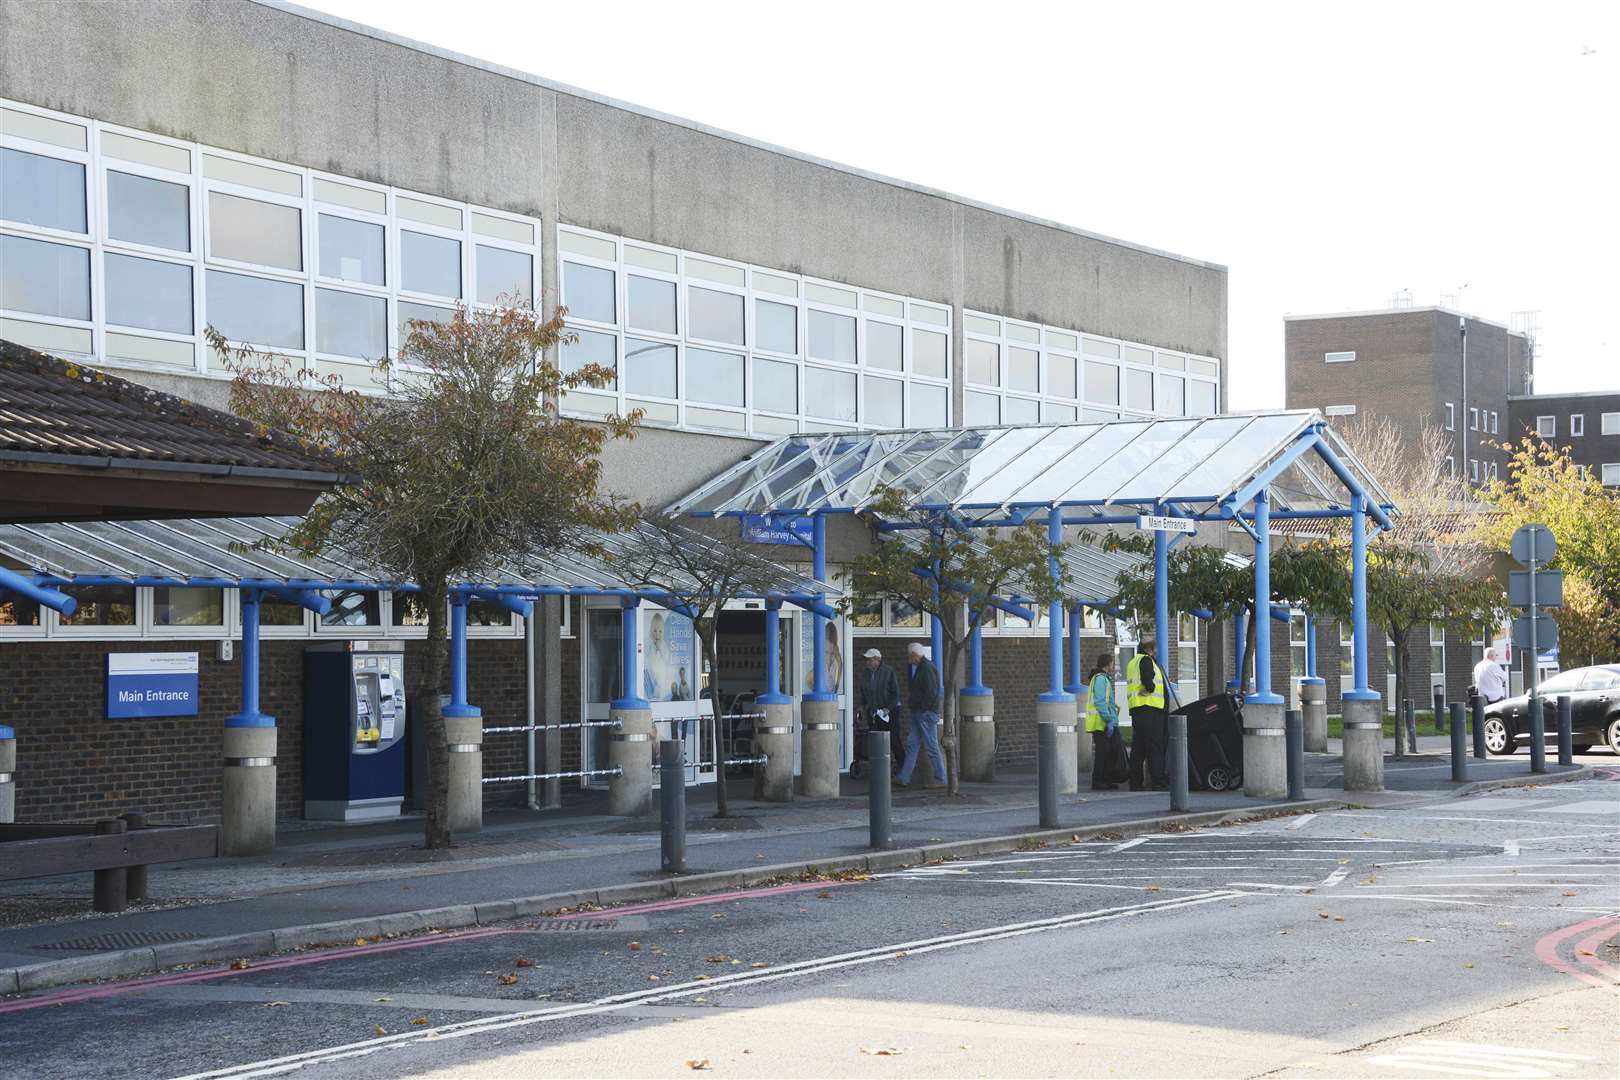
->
xmin=897 ymin=642 xmax=946 ymax=788
xmin=855 ymin=648 xmax=902 ymax=777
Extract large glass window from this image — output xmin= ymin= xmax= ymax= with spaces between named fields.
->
xmin=805 ymin=366 xmax=857 ymax=421
xmin=756 ymin=299 xmax=796 ymax=354
xmin=1159 ymin=374 xmax=1185 ymax=416
xmin=1188 ymin=380 xmax=1217 ymax=416
xmin=624 ymin=337 xmax=677 ymax=398
xmin=687 ymin=347 xmax=744 ymax=407
xmin=913 ymin=330 xmax=948 ymax=379
xmin=1 ymin=234 xmax=90 ymax=320
xmin=965 ymin=391 xmax=1000 ymax=426
xmin=1125 ymin=367 xmax=1154 ymax=412
xmin=57 ymin=585 xmax=136 ymax=627
xmin=152 ymin=588 xmax=224 ymax=628
xmin=320 ymin=589 xmax=380 ymax=627
xmin=401 ymin=230 xmax=461 ymax=298
xmin=476 ymin=245 xmax=532 ymax=306
xmin=105 ymin=253 xmax=192 ymax=334
xmin=1048 ymin=355 xmax=1077 ymax=399
xmin=866 ymin=321 xmax=902 ymax=371
xmin=911 ymin=383 xmax=948 ymax=427
xmin=966 ymin=340 xmax=999 ymax=385
xmin=562 ymin=328 xmax=617 ymax=384
xmin=627 ymin=275 xmax=676 ymax=334
xmin=690 ymin=287 xmax=744 ymax=345
xmin=317 ymin=214 xmax=384 ymax=286
xmin=1 ymin=147 xmax=86 ymax=233
xmin=208 ymin=191 xmax=301 ymax=271
xmin=1004 ymin=396 xmax=1039 ymax=425
xmin=205 ymin=269 xmax=304 ymax=349
xmin=398 ymin=300 xmax=454 ymax=343
xmin=1084 ymin=360 xmax=1119 ymax=406
xmin=1007 ymin=347 xmax=1039 ymax=393
xmin=753 ymin=356 xmax=797 ymax=413
xmin=864 ymin=375 xmax=903 ymax=428
xmin=316 ymin=288 xmax=386 ymax=358
xmin=561 ymin=261 xmax=614 ymax=324
xmin=108 ymin=170 xmax=189 ymax=252
xmin=807 ymin=309 xmax=856 ymax=364
xmin=0 ymin=593 xmax=40 ymax=627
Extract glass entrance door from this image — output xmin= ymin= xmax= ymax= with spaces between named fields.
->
xmin=581 ymin=605 xmax=621 ymax=787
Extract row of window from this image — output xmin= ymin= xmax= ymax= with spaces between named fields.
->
xmin=848 ymin=596 xmax=1113 ymax=636
xmin=1535 ymin=412 xmax=1620 ymax=438
xmin=1444 ymin=402 xmax=1498 ymax=435
xmin=0 ymin=585 xmax=524 ymax=640
xmin=556 ymin=225 xmax=955 ymax=437
xmin=1 ymin=98 xmax=537 ymax=389
xmin=962 ymin=311 xmax=1219 ymax=425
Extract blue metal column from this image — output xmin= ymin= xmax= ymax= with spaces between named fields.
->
xmin=1230 ymin=612 xmax=1247 ymax=691
xmin=445 ymin=594 xmax=482 ymax=717
xmin=760 ymin=599 xmax=790 ymax=704
xmin=223 ymin=587 xmax=275 ymax=855
xmin=227 ymin=588 xmax=272 ymax=728
xmin=1249 ymin=492 xmax=1282 ymax=705
xmin=1346 ymin=492 xmax=1376 ymax=700
xmin=930 ymin=561 xmax=945 ymax=694
xmin=967 ymin=617 xmax=988 ymax=694
xmin=1154 ymin=524 xmax=1171 ymax=671
xmin=807 ymin=514 xmax=834 ymax=702
xmin=1040 ymin=507 xmax=1072 ymax=702
xmin=1064 ymin=604 xmax=1084 ymax=696
xmin=1304 ymin=612 xmax=1319 ymax=680
xmin=613 ymin=596 xmax=648 ymax=709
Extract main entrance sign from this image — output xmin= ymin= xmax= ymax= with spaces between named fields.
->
xmin=107 ymin=652 xmax=199 ymax=718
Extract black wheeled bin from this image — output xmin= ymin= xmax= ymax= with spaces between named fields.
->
xmin=1173 ymin=691 xmax=1244 ymax=791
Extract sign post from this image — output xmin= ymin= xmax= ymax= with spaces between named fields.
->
xmin=1508 ymin=524 xmax=1560 ymax=772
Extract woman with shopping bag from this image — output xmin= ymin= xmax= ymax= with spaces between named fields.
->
xmin=1084 ymin=652 xmax=1130 ymax=790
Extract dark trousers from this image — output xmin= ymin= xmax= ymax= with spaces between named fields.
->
xmin=1091 ymin=728 xmax=1127 ymax=788
xmin=860 ymin=713 xmax=904 ymax=773
xmin=1128 ymin=707 xmax=1168 ymax=789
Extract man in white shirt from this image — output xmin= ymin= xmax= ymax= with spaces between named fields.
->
xmin=1472 ymin=647 xmax=1509 ymax=704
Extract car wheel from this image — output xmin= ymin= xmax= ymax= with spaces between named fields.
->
xmin=1483 ymin=716 xmax=1515 ymax=755
xmin=1607 ymin=718 xmax=1620 ymax=757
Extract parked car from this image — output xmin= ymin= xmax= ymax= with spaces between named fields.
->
xmin=1480 ymin=664 xmax=1620 ymax=755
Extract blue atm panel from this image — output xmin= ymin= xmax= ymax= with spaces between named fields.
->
xmin=303 ymin=642 xmax=407 ymax=821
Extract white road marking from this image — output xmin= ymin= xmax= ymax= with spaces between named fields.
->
xmin=1110 ymin=836 xmax=1151 ymax=853
xmin=966 ymin=877 xmax=1209 ymax=892
xmin=1337 ymin=894 xmax=1489 ymax=906
xmin=172 ymin=890 xmax=1242 ymax=1079
xmin=1530 ymin=800 xmax=1620 ymax=815
xmin=1355 ymin=882 xmax=1593 ymax=889
xmin=1320 ymin=867 xmax=1351 ymax=887
xmin=1285 ymin=813 xmax=1316 ymax=831
xmin=1366 ymin=1039 xmax=1593 ymax=1078
xmin=1226 ymin=882 xmax=1316 ymax=891
xmin=1502 ymin=839 xmax=1521 ymax=857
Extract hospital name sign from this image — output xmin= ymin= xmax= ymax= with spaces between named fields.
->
xmin=107 ymin=652 xmax=200 ymax=719
xmin=1135 ymin=514 xmax=1196 ymax=534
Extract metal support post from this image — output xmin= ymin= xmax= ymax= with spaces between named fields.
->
xmin=1249 ymin=492 xmax=1280 ymax=705
xmin=1557 ymin=695 xmax=1573 ymax=767
xmin=659 ymin=740 xmax=686 ymax=873
xmin=1348 ymin=493 xmax=1374 ymax=701
xmin=1230 ymin=612 xmax=1246 ymax=691
xmin=1450 ymin=703 xmax=1468 ymax=783
xmin=868 ymin=730 xmax=892 ymax=850
xmin=122 ymin=811 xmax=148 ymax=901
xmin=445 ymin=593 xmax=483 ymax=835
xmin=1285 ymin=709 xmax=1305 ymax=801
xmin=1529 ymin=695 xmax=1546 ymax=774
xmin=1038 ymin=721 xmax=1059 ymax=828
xmin=1168 ymin=712 xmax=1189 ymax=812
xmin=93 ymin=818 xmax=128 ymax=913
xmin=224 ymin=587 xmax=276 ymax=857
xmin=1433 ymin=685 xmax=1447 ymax=734
xmin=1472 ymin=696 xmax=1487 ymax=759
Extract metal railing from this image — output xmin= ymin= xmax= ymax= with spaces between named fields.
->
xmin=481 ymin=720 xmax=623 ymax=735
xmin=483 ymin=766 xmax=623 ymax=784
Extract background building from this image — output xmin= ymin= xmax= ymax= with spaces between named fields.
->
xmin=1507 ymin=390 xmax=1620 ymax=488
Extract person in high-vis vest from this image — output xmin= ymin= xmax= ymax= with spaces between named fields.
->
xmin=1084 ymin=652 xmax=1127 ymax=790
xmin=1126 ymin=640 xmax=1170 ymax=791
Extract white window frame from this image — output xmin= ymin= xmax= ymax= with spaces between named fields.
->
xmin=1324 ymin=350 xmax=1356 ymax=363
xmin=1489 ymin=410 xmax=1498 ymax=434
xmin=1535 ymin=415 xmax=1556 ymax=438
xmin=1570 ymin=413 xmax=1584 ymax=437
xmin=1444 ymin=403 xmax=1454 ymax=431
xmin=1602 ymin=463 xmax=1620 ymax=488
xmin=1602 ymin=412 xmax=1620 ymax=436
xmin=1445 ymin=456 xmax=1455 ymax=479
xmin=1470 ymin=458 xmax=1479 ymax=482
xmin=1469 ymin=407 xmax=1480 ymax=431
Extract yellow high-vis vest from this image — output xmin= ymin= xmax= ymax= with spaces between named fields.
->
xmin=1126 ymin=653 xmax=1166 ymax=710
xmin=1084 ymin=673 xmax=1110 ymax=732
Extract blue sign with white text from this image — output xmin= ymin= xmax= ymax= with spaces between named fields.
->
xmin=107 ymin=652 xmax=200 ymax=719
xmin=741 ymin=514 xmax=814 ymax=546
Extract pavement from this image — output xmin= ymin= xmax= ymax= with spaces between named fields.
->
xmin=0 ymin=744 xmax=1603 ymax=998
xmin=0 ymin=768 xmax=1614 ymax=1079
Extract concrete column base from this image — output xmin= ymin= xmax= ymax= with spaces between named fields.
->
xmin=445 ymin=711 xmax=483 ymax=834
xmin=797 ymin=698 xmax=840 ymax=799
xmin=1301 ymin=681 xmax=1328 ymax=752
xmin=1342 ymin=696 xmax=1385 ymax=792
xmin=0 ymin=736 xmax=15 ymax=824
xmin=222 ymin=725 xmax=276 ymax=856
xmin=1241 ymin=700 xmax=1287 ymax=799
xmin=959 ymin=691 xmax=995 ymax=782
xmin=1070 ymin=694 xmax=1093 ymax=779
xmin=608 ymin=707 xmax=655 ymax=816
xmin=755 ymin=701 xmax=795 ymax=803
xmin=1036 ymin=698 xmax=1079 ymax=795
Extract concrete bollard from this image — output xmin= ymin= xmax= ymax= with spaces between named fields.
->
xmin=1241 ymin=700 xmax=1287 ymax=798
xmin=1341 ymin=696 xmax=1385 ymax=792
xmin=1168 ymin=712 xmax=1190 ymax=812
xmin=868 ymin=730 xmax=892 ymax=850
xmin=1071 ymin=693 xmax=1093 ymax=781
xmin=754 ymin=701 xmax=795 ymax=803
xmin=1450 ymin=702 xmax=1468 ymax=782
xmin=222 ymin=724 xmax=277 ymax=856
xmin=1037 ymin=721 xmax=1059 ymax=828
xmin=1285 ymin=709 xmax=1305 ymax=801
xmin=444 ymin=711 xmax=483 ymax=835
xmin=659 ymin=739 xmax=686 ymax=874
xmin=608 ymin=706 xmax=655 ymax=816
xmin=1036 ymin=699 xmax=1078 ymax=795
xmin=0 ymin=728 xmax=14 ymax=824
xmin=797 ymin=698 xmax=840 ymax=799
xmin=1301 ymin=681 xmax=1328 ymax=753
xmin=93 ymin=818 xmax=128 ymax=913
xmin=1557 ymin=695 xmax=1574 ymax=767
xmin=959 ymin=690 xmax=996 ymax=782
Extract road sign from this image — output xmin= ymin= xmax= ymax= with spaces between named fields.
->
xmin=1136 ymin=514 xmax=1196 ymax=534
xmin=1509 ymin=569 xmax=1563 ymax=609
xmin=1511 ymin=614 xmax=1557 ymax=653
xmin=1510 ymin=523 xmax=1557 ymax=566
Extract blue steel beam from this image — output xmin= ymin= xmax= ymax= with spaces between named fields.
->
xmin=1314 ymin=438 xmax=1396 ymax=531
xmin=613 ymin=596 xmax=650 ymax=710
xmin=760 ymin=599 xmax=790 ymax=705
xmin=1040 ymin=507 xmax=1072 ymax=703
xmin=1345 ymin=492 xmax=1377 ymax=700
xmin=808 ymin=514 xmax=834 ymax=702
xmin=1249 ymin=490 xmax=1282 ymax=705
xmin=1220 ymin=428 xmax=1323 ymax=516
xmin=225 ymin=588 xmax=272 ymax=729
xmin=1 ymin=564 xmax=74 ymax=615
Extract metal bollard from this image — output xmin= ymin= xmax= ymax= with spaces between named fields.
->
xmin=1432 ymin=686 xmax=1446 ymax=734
xmin=1038 ymin=722 xmax=1059 ymax=828
xmin=1449 ymin=703 xmax=1468 ymax=783
xmin=1285 ymin=709 xmax=1305 ymax=801
xmin=659 ymin=740 xmax=686 ymax=874
xmin=1168 ymin=713 xmax=1190 ymax=812
xmin=93 ymin=818 xmax=128 ymax=913
xmin=1471 ymin=697 xmax=1487 ymax=760
xmin=1529 ymin=694 xmax=1546 ymax=774
xmin=868 ymin=730 xmax=892 ymax=850
xmin=1557 ymin=695 xmax=1573 ymax=767
xmin=121 ymin=811 xmax=147 ymax=901
xmin=1403 ymin=699 xmax=1416 ymax=756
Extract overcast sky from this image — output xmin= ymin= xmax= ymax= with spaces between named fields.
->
xmin=301 ymin=0 xmax=1615 ymax=407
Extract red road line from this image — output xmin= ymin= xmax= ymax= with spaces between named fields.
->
xmin=1534 ymin=916 xmax=1620 ymax=991
xmin=553 ymin=878 xmax=863 ymax=921
xmin=1571 ymin=924 xmax=1619 ymax=983
xmin=0 ymin=926 xmax=511 ymax=1015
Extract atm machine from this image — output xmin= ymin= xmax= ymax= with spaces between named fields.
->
xmin=303 ymin=641 xmax=408 ymax=821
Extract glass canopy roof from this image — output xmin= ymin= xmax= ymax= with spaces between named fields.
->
xmin=0 ymin=516 xmax=828 ymax=597
xmin=669 ymin=411 xmax=1396 ymax=523
xmin=891 ymin=530 xmax=1150 ymax=607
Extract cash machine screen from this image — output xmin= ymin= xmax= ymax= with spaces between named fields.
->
xmin=352 ymin=655 xmax=405 ymax=752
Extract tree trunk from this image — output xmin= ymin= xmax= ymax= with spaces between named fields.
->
xmin=701 ymin=621 xmax=728 ymax=818
xmin=1243 ymin=610 xmax=1258 ymax=694
xmin=1392 ymin=624 xmax=1410 ymax=734
xmin=419 ymin=578 xmax=452 ymax=850
xmin=941 ymin=640 xmax=962 ymax=796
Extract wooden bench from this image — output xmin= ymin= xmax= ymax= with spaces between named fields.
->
xmin=0 ymin=814 xmax=221 ymax=912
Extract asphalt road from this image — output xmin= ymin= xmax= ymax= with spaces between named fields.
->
xmin=3 ymin=770 xmax=1616 ymax=1079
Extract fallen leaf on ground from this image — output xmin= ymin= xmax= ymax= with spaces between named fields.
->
xmin=1464 ymin=963 xmax=1475 ymax=969
xmin=704 ymin=955 xmax=729 ymax=964
xmin=374 ymin=996 xmax=393 ymax=1003
xmin=750 ymin=962 xmax=768 ymax=969
xmin=1145 ymin=885 xmax=1162 ymax=892
xmin=373 ymin=1025 xmax=387 ymax=1037
xmin=685 ymin=1059 xmax=711 ymax=1070
xmin=1562 ymin=891 xmax=1577 ymax=897
xmin=497 ymin=973 xmax=519 ymax=985
xmin=629 ymin=941 xmax=642 ymax=951
xmin=649 ymin=975 xmax=661 ymax=981
xmin=1318 ymin=913 xmax=1332 ymax=919
xmin=516 ymin=957 xmax=535 ymax=967
xmin=230 ymin=960 xmax=252 ymax=970
xmin=861 ymin=1047 xmax=904 ymax=1056
xmin=1554 ymin=1025 xmax=1569 ymax=1031
xmin=353 ymin=938 xmax=368 ymax=947
xmin=410 ymin=1016 xmax=430 ymax=1026
xmin=894 ymin=951 xmax=909 ymax=958
xmin=817 ymin=891 xmax=832 ymax=899
xmin=1334 ymin=916 xmax=1345 ymax=922
xmin=264 ymin=1001 xmax=289 ymax=1008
